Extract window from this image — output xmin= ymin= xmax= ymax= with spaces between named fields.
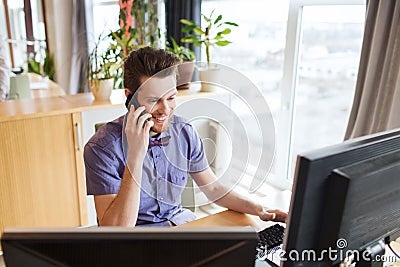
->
xmin=201 ymin=0 xmax=366 ymax=190
xmin=289 ymin=4 xmax=365 ymax=179
xmin=1 ymin=0 xmax=47 ymax=68
xmin=89 ymin=0 xmax=165 ymax=50
xmin=91 ymin=0 xmax=119 ymax=42
xmin=87 ymin=0 xmax=120 ymax=55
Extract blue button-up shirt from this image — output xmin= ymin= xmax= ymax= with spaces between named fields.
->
xmin=84 ymin=115 xmax=209 ymax=226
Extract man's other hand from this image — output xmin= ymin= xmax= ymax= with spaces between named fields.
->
xmin=258 ymin=208 xmax=287 ymax=222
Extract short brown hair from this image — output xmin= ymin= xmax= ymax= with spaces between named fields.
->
xmin=123 ymin=46 xmax=181 ymax=94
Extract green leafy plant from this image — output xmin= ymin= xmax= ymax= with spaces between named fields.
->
xmin=28 ymin=50 xmax=55 ymax=80
xmin=86 ymin=34 xmax=119 ymax=83
xmin=166 ymin=37 xmax=196 ymax=61
xmin=180 ymin=10 xmax=238 ymax=66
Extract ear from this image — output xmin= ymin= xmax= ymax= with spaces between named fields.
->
xmin=124 ymin=89 xmax=130 ymax=98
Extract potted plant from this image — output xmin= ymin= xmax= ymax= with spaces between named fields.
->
xmin=180 ymin=10 xmax=238 ymax=92
xmin=107 ymin=0 xmax=161 ymax=89
xmin=87 ymin=35 xmax=119 ymax=101
xmin=166 ymin=37 xmax=196 ymax=90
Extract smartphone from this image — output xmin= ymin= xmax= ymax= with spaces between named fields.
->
xmin=125 ymin=93 xmax=149 ymax=128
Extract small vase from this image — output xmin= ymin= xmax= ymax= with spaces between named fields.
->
xmin=91 ymin=78 xmax=113 ymax=101
xmin=199 ymin=65 xmax=221 ymax=92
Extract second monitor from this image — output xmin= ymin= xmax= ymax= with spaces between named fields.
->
xmin=282 ymin=128 xmax=400 ymax=267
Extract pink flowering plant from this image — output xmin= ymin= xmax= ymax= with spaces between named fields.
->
xmin=106 ymin=0 xmax=160 ymax=88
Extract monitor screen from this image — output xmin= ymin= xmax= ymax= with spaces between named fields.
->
xmin=1 ymin=227 xmax=258 ymax=267
xmin=319 ymin=150 xmax=400 ymax=265
xmin=282 ymin=128 xmax=400 ymax=267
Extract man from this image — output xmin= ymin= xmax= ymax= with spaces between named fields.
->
xmin=84 ymin=46 xmax=287 ymax=226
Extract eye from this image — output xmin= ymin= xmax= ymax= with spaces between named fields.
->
xmin=168 ymin=96 xmax=176 ymax=100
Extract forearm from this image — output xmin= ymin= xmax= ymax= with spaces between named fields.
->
xmin=193 ymin=169 xmax=287 ymax=222
xmin=203 ymin=182 xmax=263 ymax=216
xmin=99 ymin=164 xmax=142 ymax=226
xmin=216 ymin=191 xmax=263 ymax=216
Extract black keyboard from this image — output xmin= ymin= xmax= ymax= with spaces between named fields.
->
xmin=256 ymin=223 xmax=285 ymax=261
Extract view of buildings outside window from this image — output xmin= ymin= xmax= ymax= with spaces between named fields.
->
xmin=201 ymin=0 xmax=365 ymax=182
xmin=290 ymin=5 xmax=365 ymax=178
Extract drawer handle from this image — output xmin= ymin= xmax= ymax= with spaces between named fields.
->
xmin=75 ymin=122 xmax=82 ymax=151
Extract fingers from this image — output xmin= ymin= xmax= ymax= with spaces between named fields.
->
xmin=137 ymin=113 xmax=152 ymax=128
xmin=261 ymin=212 xmax=275 ymax=221
xmin=266 ymin=209 xmax=288 ymax=222
xmin=126 ymin=106 xmax=143 ymax=129
xmin=259 ymin=208 xmax=288 ymax=222
xmin=127 ymin=106 xmax=152 ymax=131
xmin=143 ymin=119 xmax=154 ymax=132
xmin=131 ymin=106 xmax=146 ymax=122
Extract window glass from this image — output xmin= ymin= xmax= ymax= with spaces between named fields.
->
xmin=92 ymin=1 xmax=119 ymax=41
xmin=201 ymin=1 xmax=366 ymax=186
xmin=290 ymin=5 xmax=365 ymax=178
xmin=201 ymin=0 xmax=289 ymax=184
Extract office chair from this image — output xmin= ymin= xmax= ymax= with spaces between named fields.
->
xmin=94 ymin=122 xmax=105 ymax=132
xmin=94 ymin=122 xmax=196 ymax=212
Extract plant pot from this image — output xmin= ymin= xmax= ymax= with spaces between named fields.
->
xmin=199 ymin=65 xmax=221 ymax=92
xmin=91 ymin=78 xmax=113 ymax=101
xmin=177 ymin=61 xmax=195 ymax=90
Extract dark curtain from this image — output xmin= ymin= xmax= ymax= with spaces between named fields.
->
xmin=165 ymin=0 xmax=201 ymax=60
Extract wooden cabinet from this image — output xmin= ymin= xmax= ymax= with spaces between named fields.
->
xmin=0 ymin=89 xmax=129 ymax=237
xmin=0 ymin=112 xmax=87 ymax=239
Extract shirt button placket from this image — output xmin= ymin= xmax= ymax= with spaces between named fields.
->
xmin=154 ymin=147 xmax=166 ymax=213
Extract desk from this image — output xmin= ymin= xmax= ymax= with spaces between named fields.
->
xmin=179 ymin=210 xmax=273 ymax=232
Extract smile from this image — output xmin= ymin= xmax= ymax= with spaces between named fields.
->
xmin=153 ymin=116 xmax=168 ymax=123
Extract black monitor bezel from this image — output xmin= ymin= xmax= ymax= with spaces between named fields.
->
xmin=1 ymin=227 xmax=259 ymax=267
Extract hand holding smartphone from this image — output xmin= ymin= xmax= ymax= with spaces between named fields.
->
xmin=125 ymin=94 xmax=150 ymax=128
xmin=123 ymin=94 xmax=154 ymax=169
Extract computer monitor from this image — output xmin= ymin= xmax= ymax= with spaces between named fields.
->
xmin=1 ymin=227 xmax=258 ymax=267
xmin=283 ymin=128 xmax=400 ymax=267
xmin=319 ymin=150 xmax=400 ymax=266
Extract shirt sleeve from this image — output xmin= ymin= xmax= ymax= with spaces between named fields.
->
xmin=84 ymin=142 xmax=122 ymax=195
xmin=186 ymin=124 xmax=210 ymax=173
